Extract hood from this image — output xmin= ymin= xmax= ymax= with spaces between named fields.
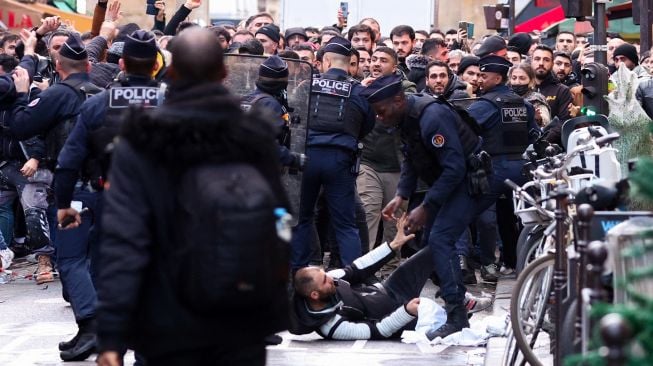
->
xmin=405 ymin=54 xmax=430 ymax=71
xmin=444 ymin=74 xmax=467 ymax=95
xmin=289 ymin=291 xmax=341 ymax=335
xmin=90 ymin=62 xmax=121 ymax=89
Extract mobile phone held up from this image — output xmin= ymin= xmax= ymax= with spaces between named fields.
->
xmin=146 ymin=0 xmax=158 ymax=16
xmin=458 ymin=21 xmax=474 ymax=39
xmin=340 ymin=2 xmax=349 ymax=27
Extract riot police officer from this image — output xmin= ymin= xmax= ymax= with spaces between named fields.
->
xmin=363 ymin=74 xmax=486 ymax=339
xmin=51 ymin=30 xmax=161 ymax=362
xmin=290 ymin=37 xmax=375 ymax=270
xmin=467 ymin=55 xmax=539 ymax=273
xmin=241 ymin=55 xmax=305 ymax=169
xmin=10 ymin=34 xmax=102 ymax=290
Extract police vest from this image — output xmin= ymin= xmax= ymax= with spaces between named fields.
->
xmin=44 ymin=79 xmax=103 ymax=169
xmin=309 ymin=73 xmax=363 ymax=138
xmin=86 ymin=80 xmax=163 ymax=189
xmin=480 ymin=89 xmax=529 ymax=156
xmin=401 ymin=94 xmax=480 ymax=186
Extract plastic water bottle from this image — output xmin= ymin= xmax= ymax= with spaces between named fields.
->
xmin=274 ymin=208 xmax=293 ymax=242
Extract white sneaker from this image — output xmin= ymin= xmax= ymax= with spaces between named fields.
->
xmin=500 ymin=265 xmax=515 ymax=276
xmin=0 ymin=248 xmax=14 ymax=270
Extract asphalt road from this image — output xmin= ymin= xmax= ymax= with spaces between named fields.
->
xmin=0 ymin=258 xmax=497 ymax=366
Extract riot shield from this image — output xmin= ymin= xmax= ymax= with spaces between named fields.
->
xmin=223 ymin=55 xmax=313 ymax=225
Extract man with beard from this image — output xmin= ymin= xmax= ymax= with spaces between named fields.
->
xmin=423 ymin=60 xmax=469 ymax=100
xmin=532 ymin=45 xmax=573 ymax=121
xmin=357 ymin=47 xmax=371 ymax=78
xmin=457 ymin=56 xmax=480 ymax=97
xmin=362 ymin=47 xmax=416 ymax=93
xmin=390 ymin=25 xmax=415 ymax=76
xmin=552 ymin=51 xmax=580 ymax=87
xmin=406 ymin=38 xmax=448 ymax=92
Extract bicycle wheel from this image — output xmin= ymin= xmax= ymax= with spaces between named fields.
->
xmin=510 ymin=253 xmax=555 ymax=366
xmin=516 ymin=225 xmax=545 ymax=275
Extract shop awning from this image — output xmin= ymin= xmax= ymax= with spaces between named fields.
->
xmin=0 ymin=0 xmax=92 ymax=32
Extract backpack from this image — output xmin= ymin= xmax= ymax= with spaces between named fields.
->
xmin=170 ymin=162 xmax=290 ymax=317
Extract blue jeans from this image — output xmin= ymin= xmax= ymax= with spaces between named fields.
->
xmin=54 ymin=188 xmax=98 ymax=321
xmin=291 ymin=147 xmax=361 ymax=270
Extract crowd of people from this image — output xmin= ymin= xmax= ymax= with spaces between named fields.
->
xmin=0 ymin=0 xmax=652 ymax=364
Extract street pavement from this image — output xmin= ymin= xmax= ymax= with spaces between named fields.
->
xmin=0 ymin=257 xmax=498 ymax=366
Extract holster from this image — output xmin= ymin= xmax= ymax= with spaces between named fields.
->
xmin=351 ymin=143 xmax=364 ymax=175
xmin=466 ymin=151 xmax=493 ymax=196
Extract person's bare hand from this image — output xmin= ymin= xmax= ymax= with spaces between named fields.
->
xmin=382 ymin=196 xmax=406 ymax=222
xmin=405 ymin=298 xmax=420 ymax=316
xmin=336 ymin=8 xmax=347 ymax=28
xmin=19 ymin=29 xmax=37 ymax=55
xmin=99 ymin=21 xmax=117 ymax=41
xmin=155 ymin=1 xmax=166 ymax=21
xmin=389 ymin=213 xmax=416 ymax=250
xmin=361 ymin=77 xmax=376 ymax=87
xmin=404 ymin=204 xmax=428 ymax=235
xmin=36 ymin=16 xmax=61 ymax=36
xmin=184 ymin=0 xmax=201 ymax=10
xmin=57 ymin=208 xmax=82 ymax=230
xmin=20 ymin=159 xmax=38 ymax=177
xmin=96 ymin=351 xmax=122 ymax=366
xmin=12 ymin=67 xmax=30 ymax=94
xmin=34 ymin=78 xmax=49 ymax=91
xmin=107 ymin=1 xmax=122 ymax=23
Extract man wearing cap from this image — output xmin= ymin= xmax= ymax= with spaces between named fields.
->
xmin=10 ymin=34 xmax=102 ymax=290
xmin=256 ymin=24 xmax=281 ymax=55
xmin=285 ymin=27 xmax=308 ymax=49
xmin=474 ymin=34 xmax=507 ymax=58
xmin=363 ymin=73 xmax=484 ymax=339
xmin=241 ymin=55 xmax=306 ymax=169
xmin=457 ymin=55 xmax=481 ymax=97
xmin=613 ymin=43 xmax=651 ymax=80
xmin=467 ymin=55 xmax=538 ymax=273
xmin=532 ymin=45 xmax=573 ymax=121
xmin=52 ymin=30 xmax=162 ymax=362
xmin=291 ymin=37 xmax=375 ymax=271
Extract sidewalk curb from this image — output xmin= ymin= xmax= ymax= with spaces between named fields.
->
xmin=484 ymin=275 xmax=516 ymax=366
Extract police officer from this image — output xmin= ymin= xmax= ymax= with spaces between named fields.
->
xmin=241 ymin=55 xmax=305 ymax=169
xmin=51 ymin=30 xmax=161 ymax=362
xmin=364 ymin=74 xmax=484 ymax=339
xmin=291 ymin=37 xmax=375 ymax=270
xmin=10 ymin=34 xmax=102 ymax=289
xmin=467 ymin=55 xmax=539 ymax=273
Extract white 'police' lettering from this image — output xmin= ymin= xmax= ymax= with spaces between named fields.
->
xmin=110 ymin=87 xmax=160 ymax=109
xmin=311 ymin=78 xmax=352 ymax=98
xmin=501 ymin=107 xmax=527 ymax=123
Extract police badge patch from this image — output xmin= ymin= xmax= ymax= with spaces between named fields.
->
xmin=432 ymin=134 xmax=445 ymax=148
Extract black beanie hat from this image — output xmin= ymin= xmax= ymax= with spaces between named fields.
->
xmin=259 ymin=55 xmax=288 ymax=79
xmin=613 ymin=43 xmax=639 ymax=65
xmin=457 ymin=55 xmax=480 ymax=76
xmin=508 ymin=32 xmax=532 ymax=56
xmin=256 ymin=24 xmax=281 ymax=43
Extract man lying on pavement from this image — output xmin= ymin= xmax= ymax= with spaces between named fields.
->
xmin=290 ymin=215 xmax=491 ymax=340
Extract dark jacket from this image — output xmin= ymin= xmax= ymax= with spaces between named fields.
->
xmin=291 ymin=243 xmax=416 ymax=339
xmin=636 ymin=78 xmax=653 ymax=120
xmin=536 ymin=72 xmax=573 ymax=122
xmin=96 ymin=82 xmax=289 ymax=358
xmin=406 ymin=54 xmax=429 ymax=92
xmin=423 ymin=74 xmax=470 ymax=101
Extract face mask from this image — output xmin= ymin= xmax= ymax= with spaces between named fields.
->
xmin=511 ymin=84 xmax=530 ymax=96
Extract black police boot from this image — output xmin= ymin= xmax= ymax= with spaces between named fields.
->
xmin=459 ymin=255 xmax=477 ymax=285
xmin=426 ymin=303 xmax=470 ymax=340
xmin=264 ymin=334 xmax=283 ymax=346
xmin=60 ymin=318 xmax=97 ymax=362
xmin=58 ymin=328 xmax=81 ymax=351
